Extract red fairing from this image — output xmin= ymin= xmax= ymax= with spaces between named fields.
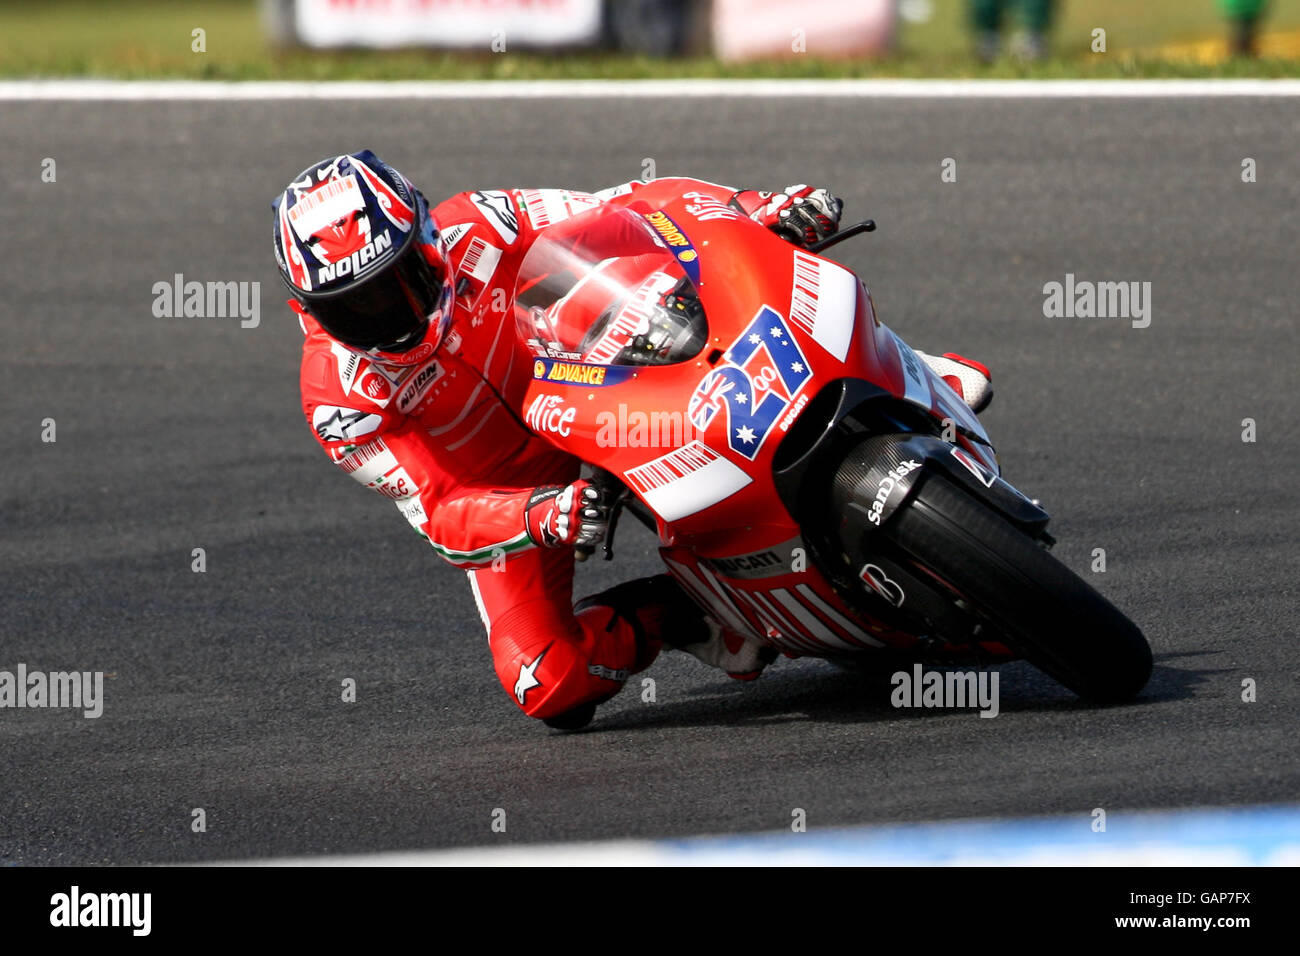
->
xmin=505 ymin=182 xmax=1004 ymax=662
xmin=298 ymin=179 xmax=782 ymax=719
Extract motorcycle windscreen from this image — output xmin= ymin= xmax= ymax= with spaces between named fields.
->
xmin=514 ymin=204 xmax=708 ymax=367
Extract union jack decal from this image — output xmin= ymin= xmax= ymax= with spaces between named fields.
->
xmin=687 ymin=306 xmax=812 ymax=460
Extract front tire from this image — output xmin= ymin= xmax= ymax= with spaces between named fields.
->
xmin=886 ymin=474 xmax=1152 ymax=703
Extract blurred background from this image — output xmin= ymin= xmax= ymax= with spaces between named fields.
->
xmin=0 ymin=0 xmax=1297 ymax=79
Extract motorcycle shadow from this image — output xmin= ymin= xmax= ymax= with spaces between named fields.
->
xmin=1129 ymin=649 xmax=1231 ymax=704
xmin=587 ymin=652 xmax=1212 ymax=733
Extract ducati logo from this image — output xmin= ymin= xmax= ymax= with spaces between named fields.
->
xmin=514 ymin=647 xmax=548 ymax=705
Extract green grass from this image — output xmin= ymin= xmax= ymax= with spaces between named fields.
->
xmin=1 ymin=0 xmax=1299 ymax=80
xmin=903 ymin=0 xmax=1300 ymax=60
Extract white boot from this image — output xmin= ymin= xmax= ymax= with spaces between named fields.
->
xmin=918 ymin=351 xmax=993 ymax=413
xmin=672 ymin=622 xmax=775 ymax=681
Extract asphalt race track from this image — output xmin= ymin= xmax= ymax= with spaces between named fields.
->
xmin=1 ymin=92 xmax=1297 ymax=863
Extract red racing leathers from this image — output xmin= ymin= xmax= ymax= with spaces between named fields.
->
xmin=298 ymin=178 xmax=806 ymax=721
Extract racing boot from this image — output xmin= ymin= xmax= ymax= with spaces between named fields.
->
xmin=576 ymin=574 xmax=775 ymax=682
xmin=919 ymin=351 xmax=993 ymax=414
xmin=675 ymin=619 xmax=777 ymax=681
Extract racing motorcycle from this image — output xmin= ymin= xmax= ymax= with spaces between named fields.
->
xmin=511 ymin=191 xmax=1153 ymax=704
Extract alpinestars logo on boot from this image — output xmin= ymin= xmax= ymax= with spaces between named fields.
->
xmin=514 ymin=648 xmax=547 ymax=705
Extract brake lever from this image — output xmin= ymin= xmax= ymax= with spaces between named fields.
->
xmin=807 ymin=219 xmax=876 ymax=254
xmin=573 ymin=468 xmax=627 ymax=563
xmin=600 ymin=489 xmax=630 ymax=562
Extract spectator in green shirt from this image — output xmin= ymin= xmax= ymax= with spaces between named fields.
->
xmin=970 ymin=0 xmax=1057 ymax=63
xmin=1221 ymin=0 xmax=1270 ymax=56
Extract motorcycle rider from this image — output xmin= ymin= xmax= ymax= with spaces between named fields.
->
xmin=273 ymin=150 xmax=992 ymax=730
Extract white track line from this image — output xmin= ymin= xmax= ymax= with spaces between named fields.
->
xmin=212 ymin=805 xmax=1300 ymax=866
xmin=224 ymin=842 xmax=1300 ymax=867
xmin=2 ymin=79 xmax=1300 ymax=100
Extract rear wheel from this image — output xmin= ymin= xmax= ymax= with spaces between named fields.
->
xmin=885 ymin=474 xmax=1152 ymax=703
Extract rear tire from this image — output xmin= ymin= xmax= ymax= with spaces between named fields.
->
xmin=886 ymin=475 xmax=1152 ymax=703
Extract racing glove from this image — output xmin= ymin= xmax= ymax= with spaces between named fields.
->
xmin=525 ymin=480 xmax=610 ymax=549
xmin=731 ymin=185 xmax=844 ymax=248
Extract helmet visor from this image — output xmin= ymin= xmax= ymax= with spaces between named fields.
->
xmin=300 ymin=232 xmax=446 ymax=353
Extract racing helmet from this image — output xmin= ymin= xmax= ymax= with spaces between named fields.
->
xmin=272 ymin=150 xmax=453 ymax=366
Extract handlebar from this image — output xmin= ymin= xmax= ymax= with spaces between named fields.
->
xmin=574 ymin=467 xmax=628 ymax=563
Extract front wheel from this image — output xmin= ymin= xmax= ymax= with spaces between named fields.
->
xmin=886 ymin=475 xmax=1152 ymax=703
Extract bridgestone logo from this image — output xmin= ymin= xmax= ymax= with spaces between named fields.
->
xmin=625 ymin=441 xmax=717 ymax=494
xmin=340 ymin=351 xmax=360 ymax=389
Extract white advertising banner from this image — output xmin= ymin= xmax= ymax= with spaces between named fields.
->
xmin=712 ymin=0 xmax=895 ymax=61
xmin=292 ymin=0 xmax=604 ymax=49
